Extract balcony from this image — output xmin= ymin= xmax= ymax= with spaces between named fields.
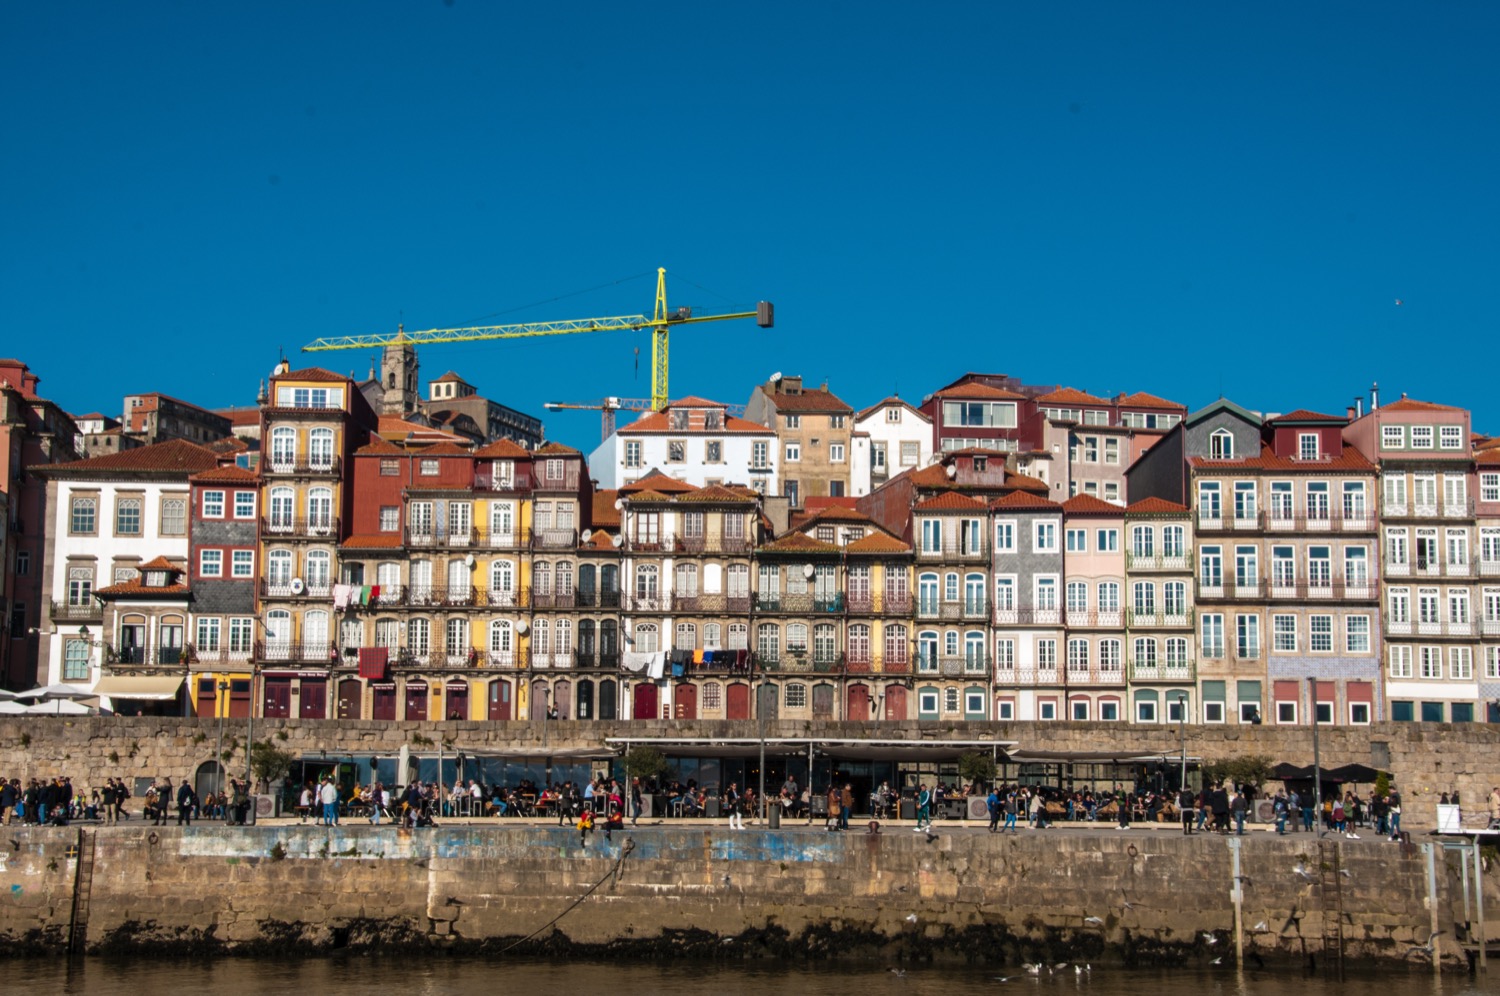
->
xmin=50 ymin=600 xmax=103 ymax=623
xmin=404 ymin=585 xmax=485 ymax=608
xmin=264 ymin=455 xmax=341 ymax=477
xmin=843 ymin=653 xmax=917 ymax=675
xmin=1265 ymin=512 xmax=1375 ymax=533
xmin=670 ymin=593 xmax=753 ymax=614
xmin=620 ymin=592 xmax=667 ymax=613
xmin=1265 ymin=576 xmax=1377 ymax=600
xmin=532 ymin=469 xmax=582 ymax=492
xmin=1482 ymin=619 xmax=1500 ymax=638
xmin=262 ymin=516 xmax=340 ymax=539
xmin=185 ymin=645 xmax=254 ymax=666
xmin=530 ymin=590 xmax=579 ymax=610
xmin=529 ymin=651 xmax=576 ymax=669
xmin=915 ymin=541 xmax=988 ymax=562
xmin=916 ymin=598 xmax=989 ymax=621
xmin=573 ymin=589 xmax=621 ymax=609
xmin=1481 ymin=560 xmax=1500 ymax=577
xmin=257 ymin=641 xmax=338 ymax=664
xmin=757 ymin=653 xmax=842 ymax=674
xmin=574 ymin=652 xmax=622 ymax=671
xmin=473 ymin=472 xmax=532 ymax=493
xmin=1125 ymin=609 xmax=1194 ymax=628
xmin=1065 ymin=610 xmax=1123 ymax=628
xmin=1381 ymin=498 xmax=1475 ymax=519
xmin=260 ymin=579 xmax=333 ymax=599
xmin=913 ymin=655 xmax=992 ymax=678
xmin=992 ymin=608 xmax=1061 ymax=626
xmin=1128 ymin=659 xmax=1197 ymax=682
xmin=1195 ymin=579 xmax=1263 ymax=599
xmin=1064 ymin=665 xmax=1126 ymax=685
xmin=1415 ymin=619 xmax=1475 ymax=638
xmin=752 ymin=593 xmax=845 ymax=614
xmin=110 ymin=643 xmax=190 ymax=666
xmin=1197 ymin=511 xmax=1261 ymax=532
xmin=846 ymin=592 xmax=912 ymax=615
xmin=479 ymin=650 xmax=529 ymax=670
xmin=1126 ymin=554 xmax=1189 ymax=572
xmin=671 ymin=535 xmax=754 ymax=556
xmin=533 ymin=528 xmax=578 ymax=551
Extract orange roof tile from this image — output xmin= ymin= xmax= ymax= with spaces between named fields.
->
xmin=341 ymin=535 xmax=407 ymax=549
xmin=619 ymin=411 xmax=771 ymax=434
xmin=1036 ymin=387 xmax=1110 ymax=406
xmin=215 ymin=406 xmax=263 ymax=427
xmin=914 ymin=491 xmax=988 ymax=512
xmin=1188 ymin=443 xmax=1376 ymax=472
xmin=1115 ymin=391 xmax=1185 ymax=410
xmin=800 ymin=505 xmax=875 ymax=524
xmin=990 ymin=491 xmax=1062 ymax=511
xmin=474 ymin=439 xmax=530 ymax=459
xmin=95 ymin=579 xmax=190 ymax=597
xmin=759 ymin=531 xmax=839 ymax=554
xmin=275 ymin=367 xmax=348 ymax=383
xmin=856 ymin=396 xmax=926 ymax=423
xmin=580 ymin=530 xmax=618 ymax=550
xmin=1125 ymin=497 xmax=1189 ymax=514
xmin=1378 ymin=397 xmax=1464 ymax=413
xmin=419 ymin=442 xmax=473 ymax=456
xmin=845 ymin=532 xmax=912 ymax=554
xmin=355 ymin=436 xmax=407 ymax=455
xmin=190 ymin=465 xmax=258 ymax=484
xmin=1270 ymin=409 xmax=1347 ymax=423
xmin=1061 ymin=494 xmax=1123 ymax=515
xmin=670 ymin=395 xmax=729 ymax=408
xmin=624 ymin=489 xmax=669 ymax=502
xmin=206 ymin=437 xmax=251 ymax=455
xmin=1004 ymin=472 xmax=1051 ymax=492
xmin=44 ymin=438 xmax=219 ymax=475
xmin=764 ymin=387 xmax=852 ymax=413
xmin=139 ymin=556 xmax=180 ymax=571
xmin=931 ymin=382 xmax=1026 ymax=401
xmin=676 ymin=484 xmax=758 ymax=504
xmin=619 ymin=472 xmax=696 ymax=494
xmin=536 ymin=442 xmax=580 ymax=455
xmin=592 ymin=490 xmax=622 ymax=527
xmin=1476 ymin=449 xmax=1500 ymax=467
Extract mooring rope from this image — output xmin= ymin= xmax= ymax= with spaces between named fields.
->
xmin=499 ymin=836 xmax=636 ymax=953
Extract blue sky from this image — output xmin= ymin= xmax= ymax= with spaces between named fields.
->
xmin=5 ymin=3 xmax=1497 ymax=451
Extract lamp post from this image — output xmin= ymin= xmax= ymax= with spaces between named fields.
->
xmin=1176 ymin=691 xmax=1189 ymax=791
xmin=216 ymin=679 xmax=229 ymax=797
xmin=1308 ymin=675 xmax=1322 ymax=837
xmin=757 ymin=665 xmax=770 ymax=827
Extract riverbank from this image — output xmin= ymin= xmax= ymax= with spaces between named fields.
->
xmin=0 ymin=821 xmax=1486 ymax=970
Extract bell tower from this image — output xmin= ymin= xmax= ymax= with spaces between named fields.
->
xmin=379 ymin=329 xmax=419 ymax=416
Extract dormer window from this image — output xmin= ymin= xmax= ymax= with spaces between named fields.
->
xmin=670 ymin=410 xmax=689 ymax=430
xmin=1209 ymin=429 xmax=1234 ymax=460
xmin=145 ymin=570 xmax=170 ymax=588
xmin=1298 ymin=433 xmax=1319 ymax=461
xmin=973 ymin=456 xmax=987 ymax=472
xmin=885 ymin=407 xmax=901 ymax=423
xmin=705 ymin=411 xmax=723 ymax=430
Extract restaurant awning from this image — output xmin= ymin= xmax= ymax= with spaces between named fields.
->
xmin=1005 ymin=749 xmax=1201 ymax=765
xmin=605 ymin=737 xmax=1019 ymax=760
xmin=1274 ymin=762 xmax=1384 ymax=783
xmin=94 ymin=675 xmax=184 ymax=700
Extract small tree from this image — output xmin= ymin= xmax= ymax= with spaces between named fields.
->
xmin=1201 ymin=754 xmax=1275 ymax=791
xmin=249 ymin=740 xmax=296 ymax=793
xmin=1374 ymin=771 xmax=1391 ymax=797
xmin=619 ymin=745 xmax=668 ymax=783
xmin=958 ymin=750 xmax=997 ymax=790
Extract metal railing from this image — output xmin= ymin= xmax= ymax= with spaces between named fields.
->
xmin=846 ymin=593 xmax=913 ymax=615
xmin=261 ymin=579 xmax=333 ymax=599
xmin=1125 ymin=608 xmax=1194 ymax=627
xmin=915 ymin=541 xmax=988 ymax=561
xmin=916 ymin=597 xmax=989 ymax=621
xmin=1125 ymin=554 xmax=1190 ymax=571
xmin=912 ymin=654 xmax=992 ymax=678
xmin=752 ymin=593 xmax=846 ymax=614
xmin=1065 ymin=610 xmax=1123 ymax=628
xmin=670 ymin=535 xmax=754 ymax=555
xmin=264 ymin=455 xmax=341 ymax=476
xmin=1128 ymin=659 xmax=1197 ymax=681
xmin=50 ymin=600 xmax=103 ymax=622
xmin=992 ymin=608 xmax=1062 ymax=626
xmin=670 ymin=593 xmax=754 ymax=613
xmin=262 ymin=516 xmax=340 ymax=538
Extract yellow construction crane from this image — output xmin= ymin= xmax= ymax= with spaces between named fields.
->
xmin=544 ymin=396 xmax=748 ymax=442
xmin=302 ymin=268 xmax=774 ymax=411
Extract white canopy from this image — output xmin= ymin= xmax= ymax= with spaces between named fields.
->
xmin=12 ymin=683 xmax=96 ymax=701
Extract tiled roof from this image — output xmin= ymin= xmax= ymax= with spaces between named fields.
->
xmin=378 ymin=416 xmax=464 ymax=442
xmin=419 ymin=442 xmax=472 ymax=456
xmin=759 ymin=531 xmax=839 ymax=554
xmin=913 ymin=491 xmax=988 ymax=512
xmin=580 ymin=530 xmax=618 ymax=550
xmin=1270 ymin=409 xmax=1347 ymax=423
xmin=800 ymin=505 xmax=873 ymax=524
xmin=431 ymin=371 xmax=468 ymax=383
xmin=73 ymin=412 xmax=108 ymax=421
xmin=856 ymin=396 xmax=927 ymax=423
xmin=140 ymin=556 xmax=180 ymax=571
xmin=275 ymin=367 xmax=348 ymax=383
xmin=676 ymin=484 xmax=758 ymax=504
xmin=620 ymin=472 xmax=697 ymax=494
xmin=95 ymin=579 xmax=190 ymax=597
xmin=1476 ymin=449 xmax=1500 ymax=467
xmin=536 ymin=442 xmax=580 ymax=455
xmin=1115 ymin=391 xmax=1185 ymax=410
xmin=670 ymin=395 xmax=728 ymax=408
xmin=624 ymin=489 xmax=669 ymax=502
xmin=592 ymin=490 xmax=621 ymax=527
xmin=1378 ymin=397 xmax=1464 ymax=413
xmin=1003 ymin=472 xmax=1051 ymax=492
xmin=845 ymin=532 xmax=911 ymax=554
xmin=215 ymin=406 xmax=262 ymax=427
xmin=1061 ymin=494 xmax=1122 ymax=515
xmin=1188 ymin=443 xmax=1376 ymax=472
xmin=765 ymin=388 xmax=853 ymax=413
xmin=355 ymin=436 xmax=407 ymax=455
xmin=474 ymin=439 xmax=530 ymax=459
xmin=931 ymin=382 xmax=1026 ymax=401
xmin=206 ymin=437 xmax=250 ymax=455
xmin=619 ymin=411 xmax=771 ymax=434
xmin=341 ymin=534 xmax=406 ymax=549
xmin=990 ymin=491 xmax=1062 ymax=511
xmin=1036 ymin=387 xmax=1110 ymax=406
xmin=44 ymin=438 xmax=219 ymax=475
xmin=1125 ymin=497 xmax=1189 ymax=514
xmin=190 ymin=465 xmax=258 ymax=484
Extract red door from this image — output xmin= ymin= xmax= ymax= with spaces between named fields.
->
xmin=726 ymin=682 xmax=750 ymax=720
xmin=674 ymin=682 xmax=697 ymax=720
xmin=632 ymin=682 xmax=659 ymax=720
xmin=298 ymin=680 xmax=327 ymax=719
xmin=195 ymin=678 xmax=216 ymax=718
xmin=371 ymin=685 xmax=396 ymax=721
xmin=263 ymin=678 xmax=291 ymax=718
xmin=404 ymin=683 xmax=428 ymax=721
xmin=884 ymin=685 xmax=907 ymax=721
xmin=337 ymin=678 xmax=362 ymax=719
xmin=847 ymin=684 xmax=870 ymax=722
xmin=487 ymin=679 xmax=512 ymax=721
xmin=445 ymin=683 xmax=469 ymax=720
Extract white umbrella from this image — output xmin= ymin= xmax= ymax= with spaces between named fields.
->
xmin=0 ymin=688 xmax=17 ymax=700
xmin=23 ymin=698 xmax=91 ymax=715
xmin=13 ymin=683 xmax=95 ymax=701
xmin=398 ymin=743 xmax=411 ymax=786
xmin=0 ymin=700 xmax=27 ymax=714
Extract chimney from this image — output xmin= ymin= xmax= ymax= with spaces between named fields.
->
xmin=1346 ymin=406 xmax=1356 ymax=420
xmin=1370 ymin=381 xmax=1379 ymax=411
xmin=1354 ymin=396 xmax=1363 ymax=418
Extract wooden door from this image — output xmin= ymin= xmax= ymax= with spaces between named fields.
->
xmin=726 ymin=682 xmax=750 ymax=720
xmin=884 ymin=685 xmax=907 ymax=721
xmin=298 ymin=680 xmax=326 ymax=719
xmin=337 ymin=678 xmax=362 ymax=719
xmin=674 ymin=682 xmax=698 ymax=720
xmin=487 ymin=679 xmax=511 ymax=721
xmin=847 ymin=684 xmax=870 ymax=722
xmin=632 ymin=682 xmax=659 ymax=720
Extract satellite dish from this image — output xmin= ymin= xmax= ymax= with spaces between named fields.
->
xmin=515 ymin=620 xmax=529 ymax=635
xmin=769 ymin=371 xmax=782 ymax=383
xmin=581 ymin=529 xmax=593 ymax=544
xmin=290 ymin=577 xmax=305 ymax=595
xmin=611 ymin=534 xmax=624 ymax=549
xmin=946 ymin=464 xmax=957 ymax=479
xmin=464 ymin=553 xmax=476 ymax=568
xmin=614 ymin=498 xmax=624 ymax=511
xmin=803 ymin=563 xmax=816 ymax=578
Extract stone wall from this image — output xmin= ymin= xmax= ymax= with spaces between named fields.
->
xmin=1 ymin=717 xmax=1496 ymax=830
xmin=0 ymin=822 xmax=1484 ymax=969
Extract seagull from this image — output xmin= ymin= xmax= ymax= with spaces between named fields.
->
xmin=1252 ymin=921 xmax=1268 ymax=933
xmin=1120 ymin=892 xmax=1140 ymax=911
xmin=1210 ymin=956 xmax=1223 ymax=965
xmin=1292 ymin=863 xmax=1317 ymax=882
xmin=888 ymin=968 xmax=907 ymax=977
xmin=1053 ymin=962 xmax=1069 ymax=970
xmin=1339 ymin=868 xmax=1352 ymax=878
xmin=722 ymin=874 xmax=731 ymax=885
xmin=905 ymin=914 xmax=918 ymax=923
xmin=993 ymin=976 xmax=1015 ymax=983
xmin=1404 ymin=930 xmax=1445 ymax=957
xmin=1023 ymin=963 xmax=1042 ymax=975
xmin=1234 ymin=875 xmax=1253 ymax=887
xmin=720 ymin=937 xmax=734 ymax=945
xmin=1084 ymin=916 xmax=1105 ymax=926
xmin=1281 ymin=908 xmax=1304 ymax=934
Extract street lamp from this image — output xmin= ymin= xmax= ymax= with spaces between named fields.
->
xmin=1308 ymin=676 xmax=1323 ymax=837
xmin=757 ymin=664 xmax=773 ymax=827
xmin=1176 ymin=691 xmax=1189 ymax=792
xmin=215 ymin=679 xmax=229 ymax=797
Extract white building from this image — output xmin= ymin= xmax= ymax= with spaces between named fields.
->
xmin=850 ymin=397 xmax=932 ymax=497
xmin=589 ymin=396 xmax=779 ymax=495
xmin=35 ymin=439 xmax=218 ymax=709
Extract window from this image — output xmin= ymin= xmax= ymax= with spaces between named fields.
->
xmin=667 ymin=441 xmax=686 ymax=463
xmin=200 ymin=550 xmax=223 ymax=577
xmin=993 ymin=577 xmax=1015 ymax=612
xmin=1391 ymin=700 xmax=1414 ymax=722
xmin=1034 ymin=521 xmax=1057 ymax=553
xmin=1419 ymin=646 xmax=1442 ymax=679
xmin=115 ymin=498 xmax=142 ymax=535
xmin=995 ymin=521 xmax=1015 ymax=552
xmin=14 ymin=551 xmax=28 ymax=575
xmin=63 ymin=639 xmax=90 ymax=681
xmin=1096 ymin=529 xmax=1119 ymax=552
xmin=67 ymin=566 xmax=93 ymax=606
xmin=1036 ymin=638 xmax=1057 ymax=671
xmin=1200 ymin=614 xmax=1224 ymax=657
xmin=1440 ymin=425 xmax=1464 ymax=450
xmin=885 ymin=406 xmax=901 ymax=423
xmin=1235 ymin=613 xmax=1259 ymax=657
xmin=1309 ymin=615 xmax=1333 ymax=652
xmin=1483 ymin=474 xmax=1500 ymax=504
xmin=233 ymin=491 xmax=256 ymax=518
xmin=1066 ymin=528 xmax=1087 ymax=553
xmin=1277 ymin=701 xmax=1297 ymax=724
xmin=1038 ymin=700 xmax=1057 ymax=721
xmin=942 ymin=400 xmax=1017 ymax=428
xmin=705 ymin=440 xmax=722 ymax=463
xmin=380 ymin=458 xmax=400 ymax=476
xmin=1104 ymin=438 xmax=1120 ymax=464
xmin=158 ymin=497 xmax=186 ymax=536
xmin=1410 ymin=425 xmax=1433 ymax=449
xmin=1204 ymin=701 xmax=1225 ymax=723
xmin=1273 ymin=614 xmax=1296 ymax=652
xmin=784 ymin=414 xmax=800 ymax=430
xmin=1035 ymin=578 xmax=1058 ymax=611
xmin=1451 ymin=647 xmax=1474 ymax=680
xmin=546 ymin=459 xmax=565 ymax=483
xmin=1298 ymin=433 xmax=1319 ymax=460
xmin=830 ymin=443 xmax=845 ymax=462
xmin=1163 ymin=525 xmax=1186 ymax=558
xmin=900 ymin=441 xmax=920 ymax=466
xmin=785 ymin=442 xmax=801 ymax=463
xmin=231 ymin=550 xmax=254 ymax=578
xmin=1209 ymin=429 xmax=1234 ymax=459
xmin=196 ymin=617 xmax=221 ymax=652
xmin=1380 ymin=424 xmax=1405 ymax=449
xmin=752 ymin=440 xmax=769 ymax=469
xmin=624 ymin=441 xmax=642 ymax=467
xmin=1136 ymin=699 xmax=1157 ymax=723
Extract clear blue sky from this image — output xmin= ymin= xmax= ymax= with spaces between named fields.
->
xmin=5 ymin=3 xmax=1497 ymax=452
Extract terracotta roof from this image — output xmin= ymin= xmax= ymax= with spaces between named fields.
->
xmin=1004 ymin=472 xmax=1051 ymax=492
xmin=1378 ymin=397 xmax=1464 ymax=413
xmin=670 ymin=395 xmax=729 ymax=408
xmin=990 ymin=491 xmax=1062 ymax=511
xmin=845 ymin=532 xmax=912 ymax=554
xmin=94 ymin=579 xmax=190 ymax=597
xmin=341 ymin=534 xmax=406 ymax=549
xmin=536 ymin=442 xmax=580 ymax=455
xmin=676 ymin=484 xmax=758 ymax=504
xmin=214 ymin=406 xmax=262 ymax=427
xmin=804 ymin=496 xmax=859 ymax=511
xmin=1115 ymin=391 xmax=1185 ymax=410
xmin=73 ymin=412 xmax=108 ymax=421
xmin=206 ymin=437 xmax=250 ymax=455
xmin=800 ymin=505 xmax=874 ymax=524
xmin=190 ymin=465 xmax=258 ymax=484
xmin=759 ymin=531 xmax=839 ymax=554
xmin=140 ymin=556 xmax=180 ymax=571
xmin=1188 ymin=443 xmax=1376 ymax=472
xmin=764 ymin=388 xmax=853 ymax=413
xmin=620 ymin=472 xmax=697 ymax=494
xmin=474 ymin=439 xmax=530 ymax=459
xmin=378 ymin=416 xmax=464 ymax=443
xmin=623 ymin=489 xmax=669 ymax=502
xmin=43 ymin=438 xmax=219 ymax=475
xmin=1125 ymin=497 xmax=1189 ymax=514
xmin=1270 ymin=409 xmax=1347 ymax=423
xmin=355 ymin=436 xmax=407 ymax=455
xmin=930 ymin=382 xmax=1026 ymax=401
xmin=431 ymin=371 xmax=468 ymax=383
xmin=619 ymin=411 xmax=771 ymax=435
xmin=274 ymin=367 xmax=348 ymax=383
xmin=592 ymin=490 xmax=621 ymax=527
xmin=856 ymin=396 xmax=927 ymax=423
xmin=419 ymin=442 xmax=472 ymax=457
xmin=580 ymin=530 xmax=618 ymax=550
xmin=913 ymin=491 xmax=988 ymax=512
xmin=1476 ymin=449 xmax=1500 ymax=467
xmin=1061 ymin=494 xmax=1123 ymax=515
xmin=1036 ymin=387 xmax=1110 ymax=406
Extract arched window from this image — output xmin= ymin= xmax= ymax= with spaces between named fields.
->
xmin=756 ymin=623 xmax=780 ymax=661
xmin=786 ymin=622 xmax=808 ymax=653
xmin=446 ymin=618 xmax=469 ymax=662
xmin=633 ymin=622 xmax=658 ymax=653
xmin=267 ymin=549 xmax=293 ymax=585
xmin=675 ymin=563 xmax=698 ymax=597
xmin=490 ymin=560 xmax=514 ymax=606
xmin=533 ymin=561 xmax=551 ymax=595
xmin=883 ymin=624 xmax=908 ymax=666
xmin=307 ymin=487 xmax=333 ymax=532
xmin=308 ymin=428 xmax=335 ymax=470
xmin=489 ymin=620 xmax=513 ymax=657
xmin=305 ymin=550 xmax=331 ymax=589
xmin=268 ymin=487 xmax=295 ymax=530
xmin=634 ymin=563 xmax=658 ymax=604
xmin=1210 ymin=428 xmax=1234 ymax=460
xmin=270 ymin=426 xmax=296 ymax=470
xmin=555 ymin=561 xmax=574 ymax=596
xmin=675 ymin=621 xmax=697 ymax=649
xmin=303 ymin=610 xmax=329 ymax=654
xmin=813 ymin=624 xmax=837 ymax=663
xmin=848 ymin=624 xmax=871 ymax=665
xmin=407 ymin=618 xmax=430 ymax=659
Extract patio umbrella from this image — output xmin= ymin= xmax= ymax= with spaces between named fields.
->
xmin=12 ymin=683 xmax=95 ymax=701
xmin=0 ymin=700 xmax=27 ymax=714
xmin=23 ymin=698 xmax=92 ymax=715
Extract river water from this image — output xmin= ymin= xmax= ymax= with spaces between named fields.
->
xmin=3 ymin=959 xmax=1494 ymax=995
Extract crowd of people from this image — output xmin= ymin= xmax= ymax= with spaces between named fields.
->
xmin=0 ymin=775 xmax=257 ymax=826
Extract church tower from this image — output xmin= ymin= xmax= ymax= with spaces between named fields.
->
xmin=379 ymin=330 xmax=419 ymax=416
